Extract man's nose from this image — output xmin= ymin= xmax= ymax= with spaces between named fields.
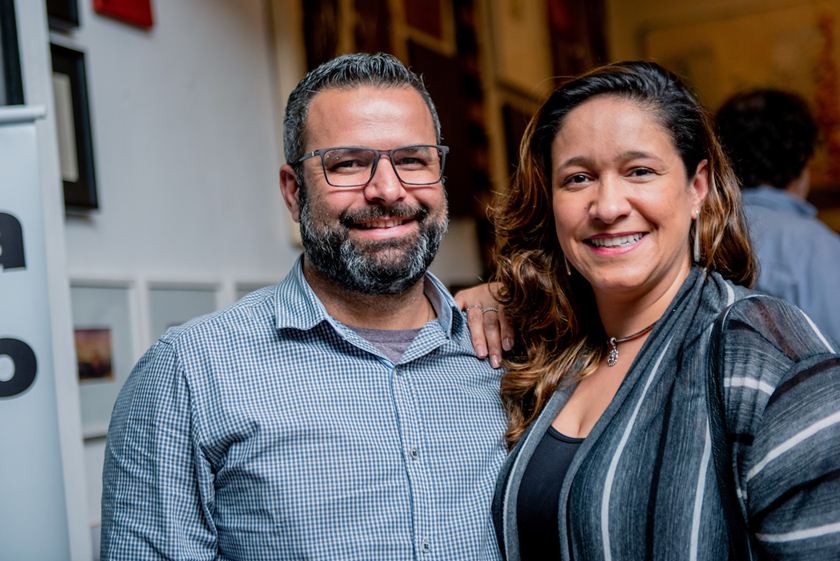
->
xmin=364 ymin=155 xmax=407 ymax=204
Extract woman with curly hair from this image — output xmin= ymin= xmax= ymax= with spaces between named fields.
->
xmin=458 ymin=61 xmax=840 ymax=560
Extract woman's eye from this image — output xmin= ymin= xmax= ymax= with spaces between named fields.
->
xmin=562 ymin=173 xmax=589 ymax=186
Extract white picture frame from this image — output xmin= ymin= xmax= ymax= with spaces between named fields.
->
xmin=70 ymin=282 xmax=136 ymax=439
xmin=147 ymin=283 xmax=220 ymax=342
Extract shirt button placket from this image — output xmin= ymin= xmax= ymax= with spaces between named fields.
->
xmin=391 ymin=364 xmax=429 ymax=557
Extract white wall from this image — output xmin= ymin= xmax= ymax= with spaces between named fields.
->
xmin=44 ymin=0 xmax=302 ymax=552
xmin=61 ymin=0 xmax=297 ymax=281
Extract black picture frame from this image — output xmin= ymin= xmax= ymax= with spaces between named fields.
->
xmin=47 ymin=0 xmax=80 ymax=31
xmin=0 ymin=0 xmax=24 ymax=105
xmin=51 ymin=43 xmax=98 ymax=210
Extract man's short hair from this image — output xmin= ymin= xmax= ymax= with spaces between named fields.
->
xmin=283 ymin=52 xmax=441 ymax=168
xmin=715 ymin=89 xmax=818 ymax=190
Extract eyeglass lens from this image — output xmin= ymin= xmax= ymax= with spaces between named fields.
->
xmin=321 ymin=146 xmax=443 ymax=187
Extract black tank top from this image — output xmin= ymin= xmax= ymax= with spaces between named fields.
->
xmin=517 ymin=426 xmax=583 ymax=561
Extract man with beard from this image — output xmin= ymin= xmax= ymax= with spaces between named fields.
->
xmin=101 ymin=53 xmax=507 ymax=561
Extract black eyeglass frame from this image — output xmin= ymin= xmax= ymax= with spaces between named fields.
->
xmin=292 ymin=144 xmax=450 ymax=188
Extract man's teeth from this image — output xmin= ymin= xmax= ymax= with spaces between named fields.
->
xmin=588 ymin=234 xmax=643 ymax=248
xmin=358 ymin=219 xmax=406 ymax=229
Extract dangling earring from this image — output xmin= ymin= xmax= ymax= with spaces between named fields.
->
xmin=692 ymin=212 xmax=701 ymax=263
xmin=564 ymin=255 xmax=572 ymax=276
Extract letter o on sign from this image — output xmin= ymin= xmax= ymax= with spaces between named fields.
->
xmin=0 ymin=338 xmax=37 ymax=398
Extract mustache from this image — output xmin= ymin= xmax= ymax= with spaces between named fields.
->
xmin=339 ymin=203 xmax=429 ymax=227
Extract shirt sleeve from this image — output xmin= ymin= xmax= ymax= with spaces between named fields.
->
xmin=100 ymin=339 xmax=216 ymax=560
xmin=720 ymin=297 xmax=840 ymax=559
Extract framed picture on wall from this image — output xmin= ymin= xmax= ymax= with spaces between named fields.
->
xmin=50 ymin=43 xmax=99 ymax=210
xmin=642 ymin=0 xmax=840 ymax=231
xmin=70 ymin=282 xmax=136 ymax=438
xmin=147 ymin=284 xmax=219 ymax=342
xmin=93 ymin=0 xmax=154 ymax=29
xmin=46 ymin=0 xmax=80 ymax=30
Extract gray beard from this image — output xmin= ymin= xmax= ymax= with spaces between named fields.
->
xmin=298 ymin=189 xmax=448 ymax=295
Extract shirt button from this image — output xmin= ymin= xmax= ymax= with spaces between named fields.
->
xmin=409 ymin=447 xmax=419 ymax=460
xmin=421 ymin=539 xmax=431 ymax=553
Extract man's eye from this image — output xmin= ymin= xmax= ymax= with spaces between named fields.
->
xmin=335 ymin=159 xmax=365 ymax=168
xmin=629 ymin=167 xmax=654 ymax=177
xmin=395 ymin=156 xmax=427 ymax=167
xmin=328 ymin=158 xmax=370 ymax=172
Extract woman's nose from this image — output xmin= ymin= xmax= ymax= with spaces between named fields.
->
xmin=588 ymin=175 xmax=631 ymax=224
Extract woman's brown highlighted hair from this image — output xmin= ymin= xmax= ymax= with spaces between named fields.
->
xmin=493 ymin=61 xmax=755 ymax=447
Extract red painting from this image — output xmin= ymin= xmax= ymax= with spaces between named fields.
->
xmin=93 ymin=0 xmax=154 ymax=29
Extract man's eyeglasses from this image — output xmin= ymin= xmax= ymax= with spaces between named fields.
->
xmin=292 ymin=144 xmax=449 ymax=188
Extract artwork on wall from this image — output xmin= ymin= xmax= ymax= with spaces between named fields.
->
xmin=0 ymin=0 xmax=24 ymax=105
xmin=50 ymin=43 xmax=98 ymax=210
xmin=488 ymin=0 xmax=554 ymax=98
xmin=547 ymin=0 xmax=608 ymax=80
xmin=74 ymin=327 xmax=114 ymax=382
xmin=501 ymin=100 xmax=536 ymax=176
xmin=93 ymin=0 xmax=154 ymax=29
xmin=46 ymin=0 xmax=80 ymax=30
xmin=642 ymin=0 xmax=840 ymax=197
xmin=402 ymin=0 xmax=455 ymax=55
xmin=70 ymin=283 xmax=135 ymax=438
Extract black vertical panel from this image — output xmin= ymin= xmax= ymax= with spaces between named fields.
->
xmin=302 ymin=0 xmax=340 ymax=71
xmin=0 ymin=0 xmax=24 ymax=105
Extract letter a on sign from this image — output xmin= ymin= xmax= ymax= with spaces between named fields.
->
xmin=0 ymin=212 xmax=26 ymax=271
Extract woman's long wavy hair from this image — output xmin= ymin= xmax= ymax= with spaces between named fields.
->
xmin=494 ymin=61 xmax=756 ymax=447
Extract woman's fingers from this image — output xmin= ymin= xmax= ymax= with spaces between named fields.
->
xmin=454 ymin=282 xmax=512 ymax=367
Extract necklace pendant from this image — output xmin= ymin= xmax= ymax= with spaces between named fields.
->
xmin=607 ymin=348 xmax=618 ymax=367
xmin=607 ymin=338 xmax=619 ymax=367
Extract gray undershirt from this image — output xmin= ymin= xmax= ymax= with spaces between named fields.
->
xmin=350 ymin=326 xmax=424 ymax=363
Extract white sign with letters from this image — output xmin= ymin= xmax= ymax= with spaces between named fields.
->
xmin=0 ymin=106 xmax=72 ymax=559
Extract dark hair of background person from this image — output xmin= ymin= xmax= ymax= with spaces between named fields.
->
xmin=282 ymin=52 xmax=442 ymax=175
xmin=715 ymin=89 xmax=818 ymax=190
xmin=492 ymin=60 xmax=756 ymax=447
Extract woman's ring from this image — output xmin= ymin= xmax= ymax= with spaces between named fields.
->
xmin=464 ymin=304 xmax=482 ymax=312
xmin=481 ymin=307 xmax=499 ymax=314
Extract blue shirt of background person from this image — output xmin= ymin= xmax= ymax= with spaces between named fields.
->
xmin=716 ymin=88 xmax=840 ymax=344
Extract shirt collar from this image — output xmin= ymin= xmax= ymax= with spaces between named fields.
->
xmin=742 ymin=185 xmax=817 ymax=218
xmin=274 ymin=256 xmax=462 ymax=338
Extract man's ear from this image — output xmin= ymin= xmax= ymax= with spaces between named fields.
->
xmin=279 ymin=164 xmax=301 ymax=223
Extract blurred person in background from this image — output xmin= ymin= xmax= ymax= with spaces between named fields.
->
xmin=716 ymin=88 xmax=840 ymax=343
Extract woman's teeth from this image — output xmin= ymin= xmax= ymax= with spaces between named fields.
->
xmin=588 ymin=234 xmax=643 ymax=248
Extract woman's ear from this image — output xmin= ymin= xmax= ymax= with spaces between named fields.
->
xmin=690 ymin=159 xmax=710 ymax=210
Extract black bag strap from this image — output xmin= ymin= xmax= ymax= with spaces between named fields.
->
xmin=706 ymin=302 xmax=756 ymax=560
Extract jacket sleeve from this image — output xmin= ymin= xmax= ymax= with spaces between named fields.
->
xmin=719 ymin=296 xmax=840 ymax=560
xmin=100 ymin=340 xmax=217 ymax=560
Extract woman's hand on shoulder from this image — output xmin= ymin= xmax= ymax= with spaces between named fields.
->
xmin=453 ymin=282 xmax=513 ymax=368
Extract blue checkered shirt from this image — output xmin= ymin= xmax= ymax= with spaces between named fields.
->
xmin=101 ymin=258 xmax=508 ymax=560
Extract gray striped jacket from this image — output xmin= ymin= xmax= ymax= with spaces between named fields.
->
xmin=492 ymin=271 xmax=840 ymax=560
